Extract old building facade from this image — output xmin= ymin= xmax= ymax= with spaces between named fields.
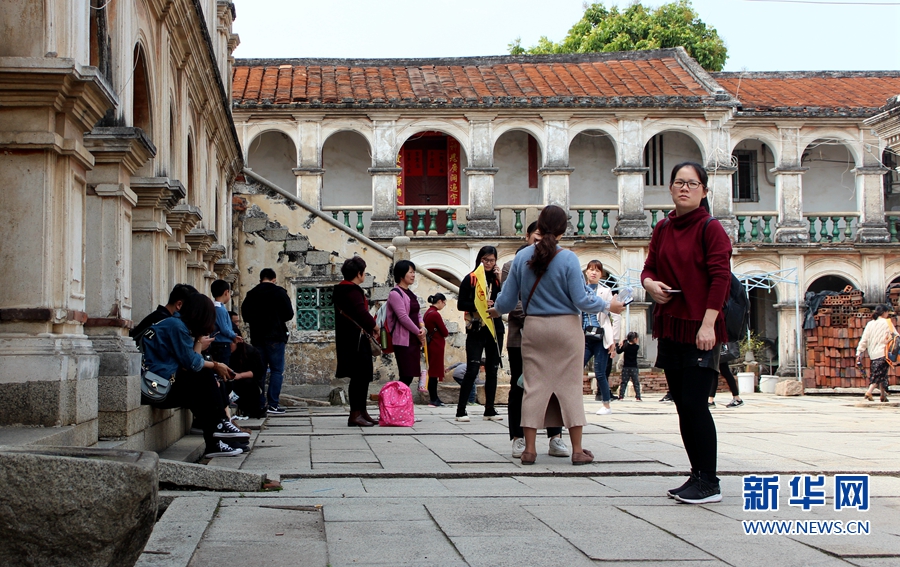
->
xmin=0 ymin=0 xmax=241 ymax=449
xmin=231 ymin=49 xmax=900 ymax=376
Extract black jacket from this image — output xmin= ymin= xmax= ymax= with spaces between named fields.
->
xmin=332 ymin=282 xmax=376 ymax=380
xmin=130 ymin=305 xmax=172 ymax=341
xmin=616 ymin=342 xmax=640 ymax=368
xmin=457 ymin=270 xmax=504 ymax=337
xmin=241 ymin=282 xmax=294 ymax=344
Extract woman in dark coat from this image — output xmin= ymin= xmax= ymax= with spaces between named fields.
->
xmin=333 ymin=256 xmax=379 ymax=427
xmin=423 ymin=293 xmax=449 ymax=406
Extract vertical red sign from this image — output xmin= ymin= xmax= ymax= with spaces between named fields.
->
xmin=396 ymin=149 xmax=405 ymax=221
xmin=447 ymin=138 xmax=460 ymax=206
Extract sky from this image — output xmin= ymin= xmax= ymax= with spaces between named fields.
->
xmin=230 ymin=0 xmax=900 ymax=72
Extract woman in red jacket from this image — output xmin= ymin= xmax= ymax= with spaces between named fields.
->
xmin=423 ymin=293 xmax=449 ymax=407
xmin=641 ymin=161 xmax=732 ymax=505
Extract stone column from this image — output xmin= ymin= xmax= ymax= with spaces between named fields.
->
xmin=855 ymin=166 xmax=891 ymax=243
xmin=775 ymin=303 xmax=805 ymax=378
xmin=185 ymin=228 xmax=218 ymax=289
xmin=368 ymin=115 xmax=403 ymax=237
xmin=464 ymin=116 xmax=499 ymax=236
xmin=540 ymin=115 xmax=573 ymax=216
xmin=131 ymin=178 xmax=185 ymax=320
xmin=166 ymin=204 xmax=203 ymax=290
xmin=861 ymin=254 xmax=886 ymax=306
xmin=773 ymin=127 xmax=809 ymax=243
xmin=293 ymin=116 xmax=324 ymax=206
xmin=613 ymin=117 xmax=651 ymax=237
xmin=706 ymin=118 xmax=738 ymax=240
xmin=0 ymin=61 xmax=113 ymax=438
xmin=83 ymin=127 xmax=155 ymax=441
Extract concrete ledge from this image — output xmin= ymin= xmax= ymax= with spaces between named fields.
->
xmin=135 ymin=496 xmax=218 ymax=567
xmin=159 ymin=459 xmax=266 ymax=492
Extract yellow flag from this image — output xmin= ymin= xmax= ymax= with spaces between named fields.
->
xmin=473 ymin=264 xmax=497 ymax=341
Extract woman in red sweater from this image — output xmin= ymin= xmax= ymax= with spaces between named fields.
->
xmin=641 ymin=161 xmax=732 ymax=505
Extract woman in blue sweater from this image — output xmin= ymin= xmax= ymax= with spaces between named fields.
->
xmin=492 ymin=205 xmax=624 ymax=465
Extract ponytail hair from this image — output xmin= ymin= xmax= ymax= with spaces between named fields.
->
xmin=427 ymin=293 xmax=446 ymax=305
xmin=873 ymin=303 xmax=891 ymax=320
xmin=528 ymin=205 xmax=568 ymax=277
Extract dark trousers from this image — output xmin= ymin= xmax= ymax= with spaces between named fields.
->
xmin=507 ymin=346 xmax=562 ymax=440
xmin=619 ymin=367 xmax=641 ymax=399
xmin=228 ymin=378 xmax=263 ymax=418
xmin=151 ymin=367 xmax=226 ymax=448
xmin=710 ymin=363 xmax=740 ymax=398
xmin=427 ymin=376 xmax=441 ymax=403
xmin=456 ymin=328 xmax=500 ymax=417
xmin=348 ymin=376 xmax=369 ymax=412
xmin=665 ymin=366 xmax=718 ymax=477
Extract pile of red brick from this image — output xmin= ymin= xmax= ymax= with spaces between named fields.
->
xmin=805 ymin=287 xmax=899 ymax=388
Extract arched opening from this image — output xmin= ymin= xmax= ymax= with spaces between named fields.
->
xmin=247 ymin=131 xmax=297 ymax=194
xmin=322 ymin=131 xmax=373 ymax=230
xmin=494 ymin=130 xmax=542 ymax=234
xmin=801 ymin=139 xmax=859 ymax=242
xmin=132 ymin=46 xmax=153 ymax=140
xmin=570 ymin=129 xmax=618 ymax=234
xmin=643 ymin=132 xmax=704 ymax=208
xmin=397 ymin=131 xmax=468 ymax=234
xmin=428 ymin=269 xmax=461 ymax=288
xmin=731 ymin=138 xmax=777 ymax=211
xmin=883 ymin=148 xmax=900 ymax=213
xmin=186 ymin=137 xmax=194 ymax=205
xmin=807 ymin=275 xmax=854 ymax=294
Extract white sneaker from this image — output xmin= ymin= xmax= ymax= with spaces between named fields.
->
xmin=548 ymin=437 xmax=571 ymax=457
xmin=595 ymin=407 xmax=612 ymax=415
xmin=512 ymin=438 xmax=526 ymax=458
xmin=455 ymin=415 xmax=470 ymax=422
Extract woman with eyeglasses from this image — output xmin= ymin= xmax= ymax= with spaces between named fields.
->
xmin=641 ymin=162 xmax=733 ymax=504
xmin=455 ymin=245 xmax=505 ymax=422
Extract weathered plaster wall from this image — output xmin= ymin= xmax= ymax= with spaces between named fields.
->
xmin=570 ymin=131 xmax=618 ymax=207
xmin=247 ymin=131 xmax=297 ymax=196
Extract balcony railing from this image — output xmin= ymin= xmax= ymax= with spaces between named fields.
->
xmin=887 ymin=212 xmax=900 ymax=242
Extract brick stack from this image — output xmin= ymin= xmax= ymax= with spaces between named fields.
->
xmin=805 ymin=286 xmax=899 ymax=388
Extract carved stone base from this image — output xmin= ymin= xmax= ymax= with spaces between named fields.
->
xmin=614 ymin=214 xmax=651 ymax=238
xmin=774 ymin=223 xmax=810 ymax=244
xmin=855 ymin=224 xmax=891 ymax=244
xmin=464 ymin=218 xmax=499 ymax=237
xmin=716 ymin=215 xmax=739 ymax=243
xmin=368 ymin=219 xmax=403 ymax=238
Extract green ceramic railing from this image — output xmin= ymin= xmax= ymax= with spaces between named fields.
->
xmin=322 ymin=206 xmax=372 ymax=234
xmin=570 ymin=206 xmax=617 ymax=236
xmin=734 ymin=212 xmax=777 ymax=243
xmin=397 ymin=206 xmax=467 ymax=235
xmin=803 ymin=213 xmax=858 ymax=243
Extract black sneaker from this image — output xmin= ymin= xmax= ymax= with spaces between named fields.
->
xmin=667 ymin=473 xmax=698 ymax=498
xmin=659 ymin=393 xmax=673 ymax=403
xmin=204 ymin=440 xmax=242 ymax=458
xmin=674 ymin=477 xmax=722 ymax=504
xmin=725 ymin=398 xmax=744 ymax=408
xmin=708 ymin=401 xmax=716 ymax=408
xmin=267 ymin=406 xmax=286 ymax=415
xmin=213 ymin=419 xmax=250 ymax=439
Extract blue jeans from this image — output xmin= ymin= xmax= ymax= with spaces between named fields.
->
xmin=584 ymin=336 xmax=610 ymax=402
xmin=258 ymin=341 xmax=286 ymax=410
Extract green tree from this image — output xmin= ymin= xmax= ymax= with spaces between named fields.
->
xmin=509 ymin=1 xmax=727 ymax=72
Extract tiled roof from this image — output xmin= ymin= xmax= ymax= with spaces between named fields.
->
xmin=231 ymin=48 xmax=732 ymax=110
xmin=713 ymin=72 xmax=900 ymax=117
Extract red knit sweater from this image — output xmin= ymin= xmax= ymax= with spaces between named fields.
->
xmin=641 ymin=207 xmax=732 ymax=344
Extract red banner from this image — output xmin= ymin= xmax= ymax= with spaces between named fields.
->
xmin=448 ymin=138 xmax=460 ymax=206
xmin=405 ymin=150 xmax=423 ymax=176
xmin=427 ymin=150 xmax=447 ymax=176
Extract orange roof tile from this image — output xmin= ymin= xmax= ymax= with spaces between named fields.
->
xmin=232 ymin=49 xmax=728 ymax=110
xmin=713 ymin=72 xmax=900 ymax=116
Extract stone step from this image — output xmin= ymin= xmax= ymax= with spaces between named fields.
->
xmin=157 ymin=432 xmax=205 ymax=463
xmin=0 ymin=425 xmax=80 ymax=448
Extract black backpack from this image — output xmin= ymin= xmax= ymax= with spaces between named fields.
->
xmin=658 ymin=216 xmax=750 ymax=342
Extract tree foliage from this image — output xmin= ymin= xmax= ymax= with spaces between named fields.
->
xmin=508 ymin=1 xmax=727 ymax=72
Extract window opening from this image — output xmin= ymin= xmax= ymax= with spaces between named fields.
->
xmin=644 ymin=134 xmax=664 ymax=186
xmin=732 ymin=150 xmax=759 ymax=202
xmin=296 ymin=286 xmax=336 ymax=331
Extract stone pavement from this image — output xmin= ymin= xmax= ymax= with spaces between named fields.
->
xmin=138 ymin=394 xmax=900 ymax=567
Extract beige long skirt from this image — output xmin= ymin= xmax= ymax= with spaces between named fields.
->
xmin=521 ymin=314 xmax=586 ymax=429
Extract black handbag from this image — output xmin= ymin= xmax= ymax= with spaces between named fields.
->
xmin=720 ymin=341 xmax=741 ymax=364
xmin=584 ymin=325 xmax=605 ymax=339
xmin=141 ymin=367 xmax=173 ymax=403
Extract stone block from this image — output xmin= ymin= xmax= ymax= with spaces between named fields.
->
xmin=96 ymin=350 xmax=141 ymax=377
xmin=262 ymin=227 xmax=289 ymax=241
xmin=446 ymin=321 xmax=459 ymax=333
xmin=242 ymin=217 xmax=268 ymax=233
xmin=477 ymin=383 xmax=510 ymax=405
xmin=305 ymin=250 xmax=332 ymax=265
xmin=360 ymin=274 xmax=375 ymax=289
xmin=284 ymin=237 xmax=310 ymax=252
xmin=98 ymin=374 xmax=142 ymax=412
xmin=775 ymin=379 xmax=804 ymax=396
xmin=74 ymin=377 xmax=99 ymax=425
xmin=370 ymin=285 xmax=393 ymax=301
xmin=0 ymin=446 xmax=158 ymax=567
xmin=99 ymin=406 xmax=152 ymax=438
xmin=158 ymin=460 xmax=266 ymax=492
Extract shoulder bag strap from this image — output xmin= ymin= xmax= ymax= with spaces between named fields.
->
xmin=523 ymin=249 xmax=561 ymax=316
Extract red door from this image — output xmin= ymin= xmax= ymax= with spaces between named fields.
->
xmin=402 ymin=135 xmax=448 ymax=234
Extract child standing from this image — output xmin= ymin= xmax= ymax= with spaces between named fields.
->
xmin=616 ymin=332 xmax=641 ymax=401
